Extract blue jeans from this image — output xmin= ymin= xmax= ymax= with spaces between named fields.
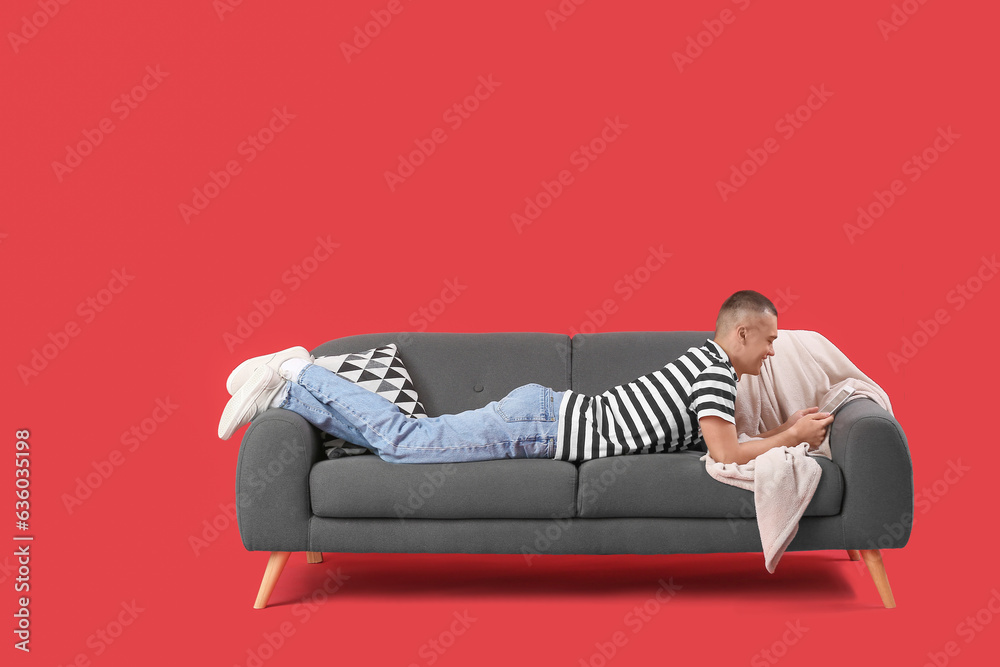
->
xmin=277 ymin=363 xmax=566 ymax=463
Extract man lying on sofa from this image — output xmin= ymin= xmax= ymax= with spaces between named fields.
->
xmin=217 ymin=289 xmax=833 ymax=465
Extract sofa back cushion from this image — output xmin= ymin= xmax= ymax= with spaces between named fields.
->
xmin=312 ymin=332 xmax=571 ymax=417
xmin=570 ymin=331 xmax=715 ymax=394
xmin=312 ymin=331 xmax=715 ymax=417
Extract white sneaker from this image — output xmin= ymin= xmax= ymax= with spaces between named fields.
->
xmin=218 ymin=366 xmax=286 ymax=440
xmin=225 ymin=346 xmax=313 ymax=395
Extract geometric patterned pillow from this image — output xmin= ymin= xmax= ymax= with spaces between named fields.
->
xmin=314 ymin=343 xmax=428 ymax=457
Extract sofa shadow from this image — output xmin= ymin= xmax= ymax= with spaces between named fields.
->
xmin=269 ymin=551 xmax=871 ymax=608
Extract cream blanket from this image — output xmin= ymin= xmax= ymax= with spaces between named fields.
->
xmin=699 ymin=329 xmax=894 ymax=572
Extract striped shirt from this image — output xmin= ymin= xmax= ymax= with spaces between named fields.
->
xmin=554 ymin=339 xmax=738 ymax=461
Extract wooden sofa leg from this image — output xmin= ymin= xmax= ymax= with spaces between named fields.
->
xmin=254 ymin=551 xmax=291 ymax=609
xmin=847 ymin=549 xmax=861 ymax=561
xmin=859 ymin=548 xmax=896 ymax=608
xmin=306 ymin=551 xmax=323 ymax=564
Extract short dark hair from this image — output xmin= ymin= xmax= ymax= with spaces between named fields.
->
xmin=714 ymin=290 xmax=777 ymax=338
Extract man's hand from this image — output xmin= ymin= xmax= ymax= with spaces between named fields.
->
xmin=789 ymin=411 xmax=835 ymax=450
xmin=702 ymin=411 xmax=834 ymax=465
xmin=783 ymin=406 xmax=820 ymax=430
xmin=758 ymin=407 xmax=820 ymax=439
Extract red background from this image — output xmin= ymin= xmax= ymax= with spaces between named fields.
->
xmin=3 ymin=0 xmax=998 ymax=665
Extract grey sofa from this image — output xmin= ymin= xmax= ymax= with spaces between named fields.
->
xmin=235 ymin=331 xmax=913 ymax=609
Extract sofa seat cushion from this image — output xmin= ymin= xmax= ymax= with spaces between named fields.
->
xmin=310 ymin=457 xmax=579 ymax=519
xmin=576 ymin=451 xmax=843 ymax=518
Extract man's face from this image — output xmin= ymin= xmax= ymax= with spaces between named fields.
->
xmin=737 ymin=313 xmax=778 ymax=376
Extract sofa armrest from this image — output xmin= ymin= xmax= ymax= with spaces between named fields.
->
xmin=235 ymin=408 xmax=325 ymax=552
xmin=829 ymin=398 xmax=914 ymax=550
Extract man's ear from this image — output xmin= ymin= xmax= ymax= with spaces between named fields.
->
xmin=735 ymin=324 xmax=748 ymax=346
